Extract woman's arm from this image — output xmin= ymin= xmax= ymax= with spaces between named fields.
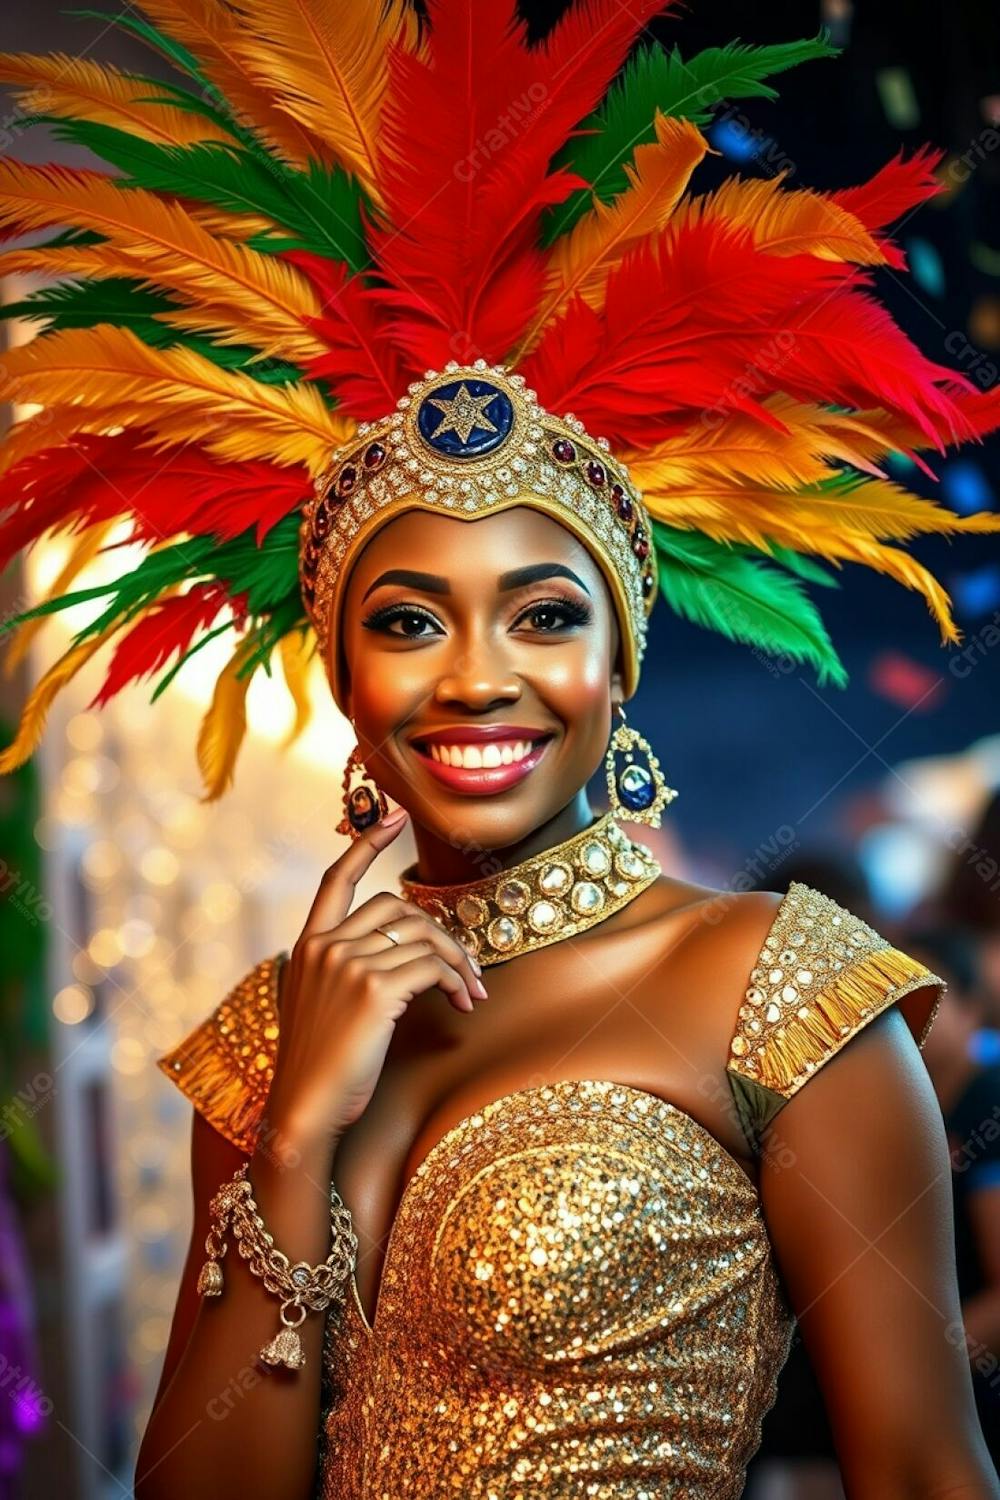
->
xmin=758 ymin=1001 xmax=1000 ymax=1500
xmin=135 ymin=1108 xmax=341 ymax=1500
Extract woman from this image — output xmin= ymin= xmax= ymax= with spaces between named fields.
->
xmin=1 ymin=1 xmax=999 ymax=1496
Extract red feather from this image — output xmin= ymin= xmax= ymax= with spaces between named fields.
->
xmin=522 ymin=219 xmax=856 ymax=443
xmin=284 ymin=249 xmax=415 ymax=417
xmin=831 ymin=145 xmax=945 ymax=270
xmin=88 ymin=582 xmax=240 ymax=708
xmin=0 ymin=430 xmax=312 ymax=566
xmin=369 ymin=0 xmax=673 ymax=367
xmin=522 ymin=216 xmax=978 ymax=450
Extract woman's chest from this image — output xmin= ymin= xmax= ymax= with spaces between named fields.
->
xmin=332 ymin=903 xmax=756 ymax=1330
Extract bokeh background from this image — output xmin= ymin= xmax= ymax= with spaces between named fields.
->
xmin=0 ymin=2 xmax=998 ymax=1497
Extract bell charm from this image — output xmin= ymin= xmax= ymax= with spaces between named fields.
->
xmin=259 ymin=1327 xmax=306 ymax=1369
xmin=196 ymin=1259 xmax=224 ymax=1296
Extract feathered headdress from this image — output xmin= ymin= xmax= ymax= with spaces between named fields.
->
xmin=1 ymin=0 xmax=998 ymax=799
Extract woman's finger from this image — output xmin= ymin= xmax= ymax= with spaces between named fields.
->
xmin=298 ymin=809 xmax=408 ymax=940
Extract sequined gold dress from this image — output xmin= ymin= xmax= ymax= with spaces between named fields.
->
xmin=158 ymin=882 xmax=943 ymax=1498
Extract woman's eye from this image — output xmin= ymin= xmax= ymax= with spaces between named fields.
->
xmin=517 ymin=598 xmax=592 ymax=632
xmin=362 ymin=605 xmax=441 ymax=638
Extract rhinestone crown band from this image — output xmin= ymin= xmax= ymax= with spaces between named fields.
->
xmin=299 ymin=362 xmax=658 ymax=705
xmin=399 ymin=810 xmax=661 ymax=967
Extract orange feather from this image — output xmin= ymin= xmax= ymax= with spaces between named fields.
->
xmin=233 ymin=0 xmax=424 ymax=203
xmin=0 ymin=324 xmax=355 ymax=475
xmin=138 ymin=0 xmax=330 ymax=168
xmin=0 ymin=50 xmax=232 ymax=147
xmin=674 ymin=171 xmax=888 ymax=263
xmin=0 ymin=158 xmax=327 ymax=361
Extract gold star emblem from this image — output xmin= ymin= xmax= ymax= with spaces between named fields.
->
xmin=426 ymin=383 xmax=499 ymax=446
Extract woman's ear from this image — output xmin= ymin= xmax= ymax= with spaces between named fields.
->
xmin=610 ymin=667 xmax=625 ymax=714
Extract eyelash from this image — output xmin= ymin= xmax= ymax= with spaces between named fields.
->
xmin=361 ymin=596 xmax=593 ymax=638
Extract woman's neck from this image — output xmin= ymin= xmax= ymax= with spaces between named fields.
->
xmin=407 ymin=788 xmax=598 ymax=886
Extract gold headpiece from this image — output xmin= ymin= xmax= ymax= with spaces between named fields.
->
xmin=298 ymin=362 xmax=657 ymax=707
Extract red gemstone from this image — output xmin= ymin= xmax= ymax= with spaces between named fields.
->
xmin=337 ymin=464 xmax=357 ymax=497
xmin=586 ymin=460 xmax=606 ymax=487
xmin=363 ymin=442 xmax=387 ymax=469
xmin=553 ymin=438 xmax=576 ymax=463
xmin=642 ymin=570 xmax=655 ymax=597
xmin=313 ymin=504 xmax=331 ymax=539
xmin=615 ymin=491 xmax=634 ymax=523
xmin=632 ymin=534 xmax=650 ymax=561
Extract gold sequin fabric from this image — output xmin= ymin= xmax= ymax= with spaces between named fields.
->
xmin=317 ymin=1080 xmax=795 ymax=1500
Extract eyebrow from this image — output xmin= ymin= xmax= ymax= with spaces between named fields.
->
xmin=361 ymin=562 xmax=592 ymax=602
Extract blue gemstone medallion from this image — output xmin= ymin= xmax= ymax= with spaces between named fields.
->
xmin=618 ymin=762 xmax=654 ymax=811
xmin=416 ymin=379 xmax=514 ymax=459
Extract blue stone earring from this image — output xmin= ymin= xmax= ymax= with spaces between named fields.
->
xmin=604 ymin=705 xmax=677 ymax=828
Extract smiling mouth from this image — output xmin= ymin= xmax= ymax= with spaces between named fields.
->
xmin=411 ymin=735 xmax=553 ymax=770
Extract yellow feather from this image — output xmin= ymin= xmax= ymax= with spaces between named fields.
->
xmin=0 ymin=619 xmax=124 ymax=774
xmin=233 ymin=0 xmax=424 ymax=204
xmin=138 ymin=0 xmax=330 ymax=169
xmin=196 ymin=634 xmax=260 ymax=802
xmin=674 ymin=172 xmax=887 ymax=262
xmin=0 ymin=324 xmax=355 ymax=476
xmin=2 ymin=520 xmax=118 ymax=676
xmin=512 ymin=113 xmax=708 ymax=363
xmin=0 ymin=157 xmax=327 ymax=361
xmin=0 ymin=50 xmax=232 ymax=147
xmin=277 ymin=626 xmax=315 ymax=749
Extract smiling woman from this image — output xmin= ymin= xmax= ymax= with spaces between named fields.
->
xmin=1 ymin=0 xmax=1000 ymax=1496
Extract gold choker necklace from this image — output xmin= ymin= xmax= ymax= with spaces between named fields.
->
xmin=398 ymin=810 xmax=662 ymax=966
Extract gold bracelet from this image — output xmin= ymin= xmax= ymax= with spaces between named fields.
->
xmin=197 ymin=1161 xmax=358 ymax=1370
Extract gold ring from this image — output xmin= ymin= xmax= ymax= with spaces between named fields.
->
xmin=377 ymin=925 xmax=402 ymax=946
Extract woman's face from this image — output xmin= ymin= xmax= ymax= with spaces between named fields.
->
xmin=339 ymin=505 xmax=623 ymax=849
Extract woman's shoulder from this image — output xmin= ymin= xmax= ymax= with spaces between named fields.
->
xmin=156 ymin=950 xmax=289 ymax=1153
xmin=669 ymin=880 xmax=947 ymax=1156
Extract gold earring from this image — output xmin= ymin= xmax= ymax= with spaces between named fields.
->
xmin=337 ymin=743 xmax=390 ymax=840
xmin=604 ymin=704 xmax=677 ymax=828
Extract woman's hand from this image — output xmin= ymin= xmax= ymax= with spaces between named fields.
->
xmin=263 ymin=808 xmax=488 ymax=1155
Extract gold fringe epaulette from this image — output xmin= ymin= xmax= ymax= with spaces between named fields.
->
xmin=726 ymin=883 xmax=945 ymax=1143
xmin=156 ymin=951 xmax=289 ymax=1153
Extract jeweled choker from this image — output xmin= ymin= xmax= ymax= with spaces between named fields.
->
xmin=398 ymin=810 xmax=662 ymax=966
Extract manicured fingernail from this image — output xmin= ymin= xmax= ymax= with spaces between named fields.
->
xmin=472 ymin=976 xmax=488 ymax=1000
xmin=470 ymin=954 xmax=482 ymax=974
xmin=383 ymin=806 xmax=407 ymax=823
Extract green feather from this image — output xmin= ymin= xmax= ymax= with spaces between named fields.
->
xmin=0 ymin=277 xmax=177 ymax=327
xmin=651 ymin=522 xmax=848 ymax=687
xmin=232 ymin=593 xmax=308 ymax=681
xmin=0 ymin=510 xmax=300 ymax=660
xmin=0 ymin=277 xmax=304 ymax=383
xmin=35 ymin=118 xmax=368 ymax=269
xmin=63 ymin=8 xmax=217 ymax=99
xmin=543 ymin=32 xmax=840 ymax=245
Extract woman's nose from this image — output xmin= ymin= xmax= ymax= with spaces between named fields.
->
xmin=432 ymin=636 xmax=521 ymax=711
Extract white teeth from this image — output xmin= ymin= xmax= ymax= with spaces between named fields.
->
xmin=424 ymin=739 xmax=540 ymax=768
